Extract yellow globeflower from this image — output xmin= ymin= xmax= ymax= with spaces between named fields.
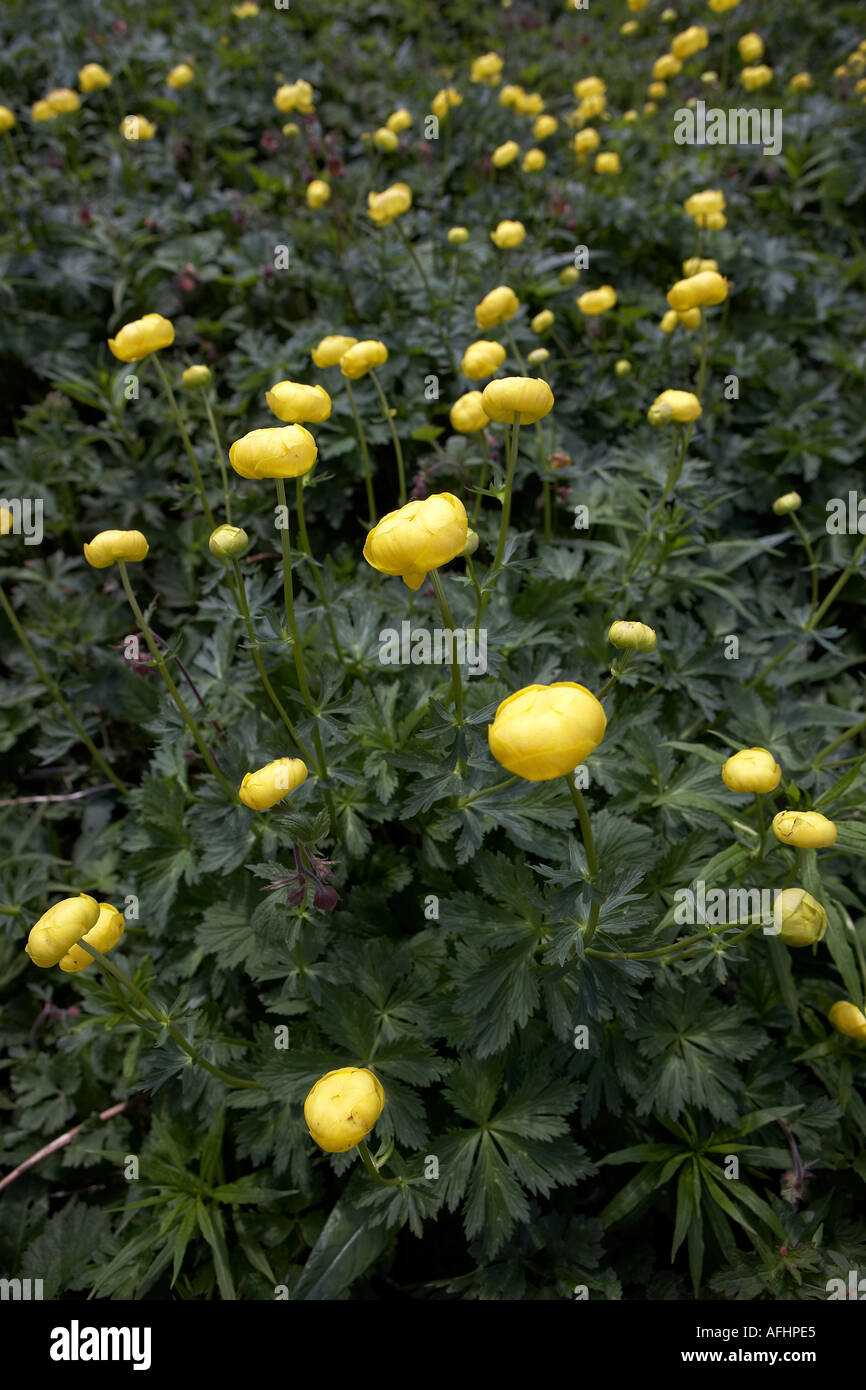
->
xmin=772 ymin=810 xmax=838 ymax=849
xmin=828 ymin=1002 xmax=866 ymax=1043
xmin=304 ymin=1067 xmax=385 ymax=1153
xmin=449 ymin=392 xmax=489 ymax=434
xmin=386 ymin=107 xmax=412 ymax=132
xmin=574 ymin=76 xmax=605 ymax=100
xmin=789 ymin=72 xmax=813 ymax=92
xmin=431 ymin=87 xmax=461 ymax=120
xmin=708 ymin=0 xmax=740 ymax=10
xmin=595 ymin=151 xmax=621 ymax=174
xmin=120 ymin=114 xmax=156 ymax=140
xmin=78 ymin=63 xmax=111 ymax=92
xmin=46 ymin=88 xmax=81 ymax=114
xmin=577 ymin=285 xmax=617 ymax=315
xmin=448 ymin=226 xmax=469 ymax=244
xmin=265 ymin=381 xmax=332 ymax=424
xmin=522 ymin=148 xmax=546 ymax=172
xmin=367 ymin=182 xmax=412 ymax=226
xmin=608 ymin=620 xmax=657 ymax=652
xmin=741 ymin=64 xmax=773 ymax=91
xmin=59 ymin=902 xmax=125 ymax=973
xmin=490 ymin=219 xmax=526 ymax=248
xmin=533 ymin=115 xmax=557 ymax=140
xmin=461 ymin=340 xmax=507 ymax=380
xmin=671 ymin=25 xmax=709 ymax=61
xmin=481 ymin=376 xmax=554 ymax=425
xmin=26 ymin=894 xmax=100 ymax=968
xmin=651 ymin=389 xmax=702 ymax=423
xmin=683 ymin=257 xmax=718 ymax=276
xmin=738 ymin=33 xmax=764 ymax=64
xmin=229 ymin=426 xmax=317 ymax=480
xmin=83 ymin=530 xmax=149 ymax=567
xmin=339 ymin=339 xmax=388 ymax=379
xmin=108 ymin=313 xmax=174 ymax=361
xmin=721 ymin=747 xmax=782 ymax=794
xmin=772 ymin=492 xmax=802 ymax=516
xmin=488 ymin=682 xmax=607 ymax=781
xmin=311 ymin=334 xmax=358 ymax=368
xmin=573 ymin=127 xmax=600 ymax=161
xmin=0 ymin=105 xmax=15 ymax=131
xmin=239 ymin=758 xmax=308 ymax=810
xmin=209 ymin=524 xmax=249 ymax=559
xmin=492 ymin=140 xmax=520 ymax=168
xmin=32 ymin=100 xmax=56 ymax=123
xmin=531 ymin=309 xmax=554 ymax=334
xmin=274 ymin=78 xmax=314 ymax=113
xmin=474 ymin=285 xmax=519 ymax=330
xmin=306 ymin=179 xmax=331 ymax=208
xmin=774 ymin=887 xmax=827 ymax=948
xmin=470 ymin=51 xmax=504 ymax=85
xmin=666 ymin=270 xmax=727 ymax=311
xmin=654 ymin=54 xmax=682 ymax=80
xmin=373 ymin=126 xmax=398 ymax=152
xmin=167 ymin=64 xmax=195 ymax=89
xmin=182 ymin=364 xmax=212 ymax=387
xmin=363 ymin=493 xmax=468 ymax=590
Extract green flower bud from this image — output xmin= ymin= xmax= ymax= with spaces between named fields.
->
xmin=772 ymin=491 xmax=802 ymax=516
xmin=182 ymin=364 xmax=212 ymax=388
xmin=614 ymin=359 xmax=632 ymax=376
xmin=608 ymin=619 xmax=657 ymax=652
xmin=462 ymin=529 xmax=480 ymax=557
xmin=774 ymin=887 xmax=827 ymax=948
xmin=648 ymin=399 xmax=673 ymax=426
xmin=209 ymin=524 xmax=249 ymax=559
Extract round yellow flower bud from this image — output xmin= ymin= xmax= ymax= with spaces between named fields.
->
xmin=559 ymin=266 xmax=580 ymax=285
xmin=531 ymin=310 xmax=554 ymax=334
xmin=651 ymin=389 xmax=702 ymax=423
xmin=306 ymin=179 xmax=331 ymax=209
xmin=462 ymin=339 xmax=506 ymax=381
xmin=78 ymin=63 xmax=112 ymax=93
xmin=282 ymin=122 xmax=299 ymax=136
xmin=46 ymin=88 xmax=80 ymax=114
xmin=373 ymin=126 xmax=399 ymax=152
xmin=386 ymin=107 xmax=412 ymax=132
xmin=738 ymin=33 xmax=764 ymax=64
xmin=339 ymin=339 xmax=388 ymax=379
xmin=614 ymin=359 xmax=631 ymax=376
xmin=648 ymin=400 xmax=674 ymax=426
xmin=182 ymin=364 xmax=212 ymax=387
xmin=772 ymin=810 xmax=838 ymax=849
xmin=490 ymin=220 xmax=526 ymax=249
xmin=828 ymin=1001 xmax=866 ymax=1042
xmin=708 ymin=0 xmax=740 ymax=10
xmin=462 ymin=529 xmax=480 ymax=557
xmin=654 ymin=54 xmax=682 ymax=81
xmin=26 ymin=894 xmax=100 ymax=968
xmin=367 ymin=183 xmax=412 ymax=226
xmin=481 ymin=376 xmax=554 ymax=425
xmin=533 ymin=115 xmax=557 ymax=140
xmin=741 ymin=64 xmax=773 ymax=91
xmin=671 ymin=25 xmax=709 ymax=61
xmin=449 ymin=391 xmax=489 ymax=434
xmin=167 ymin=63 xmax=195 ymax=89
xmin=574 ymin=76 xmax=605 ymax=100
xmin=83 ymin=530 xmax=149 ymax=568
xmin=577 ymin=285 xmax=617 ymax=315
xmin=621 ymin=20 xmax=639 ymax=35
xmin=683 ymin=257 xmax=719 ymax=278
xmin=648 ymin=81 xmax=668 ymax=100
xmin=678 ymin=308 xmax=702 ymax=331
xmin=32 ymin=100 xmax=56 ymax=123
xmin=0 ymin=105 xmax=15 ymax=131
xmin=684 ymin=190 xmax=725 ymax=221
xmin=660 ymin=309 xmax=679 ymax=334
xmin=527 ymin=347 xmax=549 ymax=365
xmin=274 ymin=78 xmax=314 ymax=113
xmin=772 ymin=492 xmax=802 ymax=516
xmin=265 ymin=381 xmax=332 ymax=424
xmin=363 ymin=493 xmax=468 ymax=590
xmin=609 ymin=620 xmax=657 ymax=652
xmin=59 ymin=902 xmax=125 ymax=972
xmin=431 ymin=87 xmax=462 ymax=120
xmin=661 ymin=6 xmax=677 ymax=18
xmin=627 ymin=0 xmax=648 ymax=10
xmin=304 ymin=1067 xmax=385 ymax=1153
xmin=789 ymin=72 xmax=813 ymax=92
xmin=498 ymin=84 xmax=523 ymax=109
xmin=488 ymin=682 xmax=606 ymax=781
xmin=721 ymin=747 xmax=781 ymax=794
xmin=311 ymin=334 xmax=358 ymax=368
xmin=120 ymin=114 xmax=157 ymax=140
xmin=623 ymin=108 xmax=638 ymax=123
xmin=229 ymin=425 xmax=317 ymax=480
xmin=774 ymin=887 xmax=827 ymax=948
xmin=209 ymin=524 xmax=249 ymax=559
xmin=108 ymin=313 xmax=174 ymax=362
xmin=515 ymin=90 xmax=544 ymax=115
xmin=492 ymin=140 xmax=520 ymax=168
xmin=573 ymin=127 xmax=601 ymax=160
xmin=595 ymin=151 xmax=621 ymax=174
xmin=522 ymin=148 xmax=546 ymax=172
xmin=471 ymin=51 xmax=504 ymax=85
xmin=448 ymin=226 xmax=469 ymax=244
xmin=667 ymin=270 xmax=728 ymax=311
xmin=475 ymin=285 xmax=520 ymax=330
xmin=239 ymin=757 xmax=308 ymax=810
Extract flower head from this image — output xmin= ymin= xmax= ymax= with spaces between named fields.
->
xmin=83 ymin=530 xmax=149 ymax=567
xmin=239 ymin=758 xmax=308 ymax=810
xmin=108 ymin=313 xmax=174 ymax=361
xmin=772 ymin=810 xmax=837 ymax=849
xmin=721 ymin=747 xmax=782 ymax=794
xmin=304 ymin=1067 xmax=385 ymax=1153
xmin=363 ymin=493 xmax=468 ymax=589
xmin=481 ymin=376 xmax=554 ymax=425
xmin=265 ymin=381 xmax=332 ymax=424
xmin=488 ymin=682 xmax=606 ymax=781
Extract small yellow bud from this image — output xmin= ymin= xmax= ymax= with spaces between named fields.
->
xmin=774 ymin=887 xmax=827 ymax=948
xmin=772 ymin=810 xmax=838 ymax=849
xmin=772 ymin=492 xmax=802 ymax=515
xmin=209 ymin=525 xmax=249 ymax=559
xmin=721 ymin=747 xmax=781 ymax=794
xmin=608 ymin=620 xmax=657 ymax=652
xmin=182 ymin=364 xmax=212 ymax=387
xmin=828 ymin=1001 xmax=866 ymax=1042
xmin=614 ymin=359 xmax=631 ymax=376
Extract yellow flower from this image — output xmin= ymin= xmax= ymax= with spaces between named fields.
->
xmin=0 ymin=105 xmax=15 ymax=131
xmin=772 ymin=492 xmax=802 ymax=516
xmin=83 ymin=530 xmax=149 ymax=567
xmin=595 ymin=151 xmax=621 ymax=174
xmin=167 ymin=63 xmax=195 ymax=89
xmin=721 ymin=747 xmax=782 ymax=794
xmin=614 ymin=359 xmax=631 ymax=376
xmin=559 ymin=266 xmax=580 ymax=285
xmin=475 ymin=285 xmax=519 ymax=330
xmin=654 ymin=54 xmax=682 ymax=80
xmin=209 ymin=524 xmax=249 ymax=559
xmin=651 ymin=389 xmax=702 ymax=423
xmin=828 ymin=1001 xmax=866 ymax=1042
xmin=339 ymin=339 xmax=388 ymax=379
xmin=78 ymin=63 xmax=111 ymax=93
xmin=304 ymin=1067 xmax=385 ymax=1153
xmin=120 ymin=114 xmax=156 ymax=140
xmin=448 ymin=226 xmax=469 ymax=244
xmin=108 ymin=312 xmax=174 ymax=361
xmin=738 ymin=33 xmax=764 ymax=64
xmin=679 ymin=308 xmax=702 ymax=330
xmin=274 ymin=78 xmax=314 ymax=113
xmin=449 ymin=392 xmax=489 ymax=434
xmin=31 ymin=100 xmax=56 ymax=123
xmin=623 ymin=108 xmax=638 ymax=123
xmin=59 ymin=902 xmax=125 ymax=973
xmin=708 ymin=0 xmax=740 ymax=10
xmin=682 ymin=257 xmax=718 ymax=276
xmin=741 ymin=64 xmax=773 ymax=91
xmin=789 ymin=72 xmax=813 ymax=92
xmin=684 ymin=188 xmax=725 ymax=221
xmin=373 ymin=126 xmax=398 ymax=152
xmin=182 ymin=364 xmax=212 ymax=388
xmin=531 ymin=310 xmax=554 ymax=334
xmin=667 ymin=270 xmax=728 ymax=310
xmin=461 ymin=340 xmax=507 ymax=380
xmin=701 ymin=70 xmax=719 ymax=85
xmin=528 ymin=347 xmax=549 ymax=365
xmin=363 ymin=493 xmax=468 ymax=590
xmin=306 ymin=179 xmax=331 ymax=208
xmin=609 ymin=620 xmax=657 ymax=652
xmin=229 ymin=425 xmax=317 ymax=480
xmin=239 ymin=758 xmax=308 ymax=809
xmin=367 ymin=182 xmax=412 ymax=226
xmin=386 ymin=107 xmax=412 ymax=132
xmin=498 ymin=83 xmax=524 ymax=109
xmin=772 ymin=810 xmax=838 ymax=849
xmin=283 ymin=122 xmax=299 ymax=136
xmin=515 ymin=91 xmax=545 ymax=115
xmin=470 ymin=51 xmax=504 ymax=85
xmin=488 ymin=682 xmax=607 ymax=781
xmin=522 ymin=148 xmax=546 ymax=172
xmin=671 ymin=25 xmax=709 ymax=61
xmin=265 ymin=381 xmax=332 ymax=424
xmin=774 ymin=887 xmax=827 ymax=948
xmin=491 ymin=140 xmax=520 ymax=168
xmin=621 ymin=18 xmax=639 ymax=33
xmin=490 ymin=219 xmax=526 ymax=249
xmin=431 ymin=87 xmax=462 ymax=120
xmin=647 ymin=81 xmax=667 ymax=100
xmin=573 ymin=76 xmax=605 ymax=100
xmin=46 ymin=88 xmax=81 ymax=114
xmin=533 ymin=114 xmax=557 ymax=140
xmin=660 ymin=310 xmax=679 ymax=333
xmin=573 ymin=128 xmax=601 ymax=162
xmin=311 ymin=334 xmax=358 ymax=368
xmin=26 ymin=894 xmax=101 ymax=968
xmin=627 ymin=0 xmax=649 ymax=10
xmin=577 ymin=285 xmax=616 ymax=315
xmin=481 ymin=376 xmax=554 ymax=425
xmin=648 ymin=399 xmax=673 ymax=425
xmin=232 ymin=1 xmax=260 ymax=14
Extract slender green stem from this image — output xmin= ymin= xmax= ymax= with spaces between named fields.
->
xmin=612 ymin=425 xmax=686 ymax=612
xmin=471 ymin=431 xmax=491 ymax=527
xmin=813 ymin=718 xmax=866 ymax=768
xmin=458 ymin=775 xmax=519 ymax=807
xmin=430 ymin=569 xmax=464 ymax=736
xmin=78 ymin=940 xmax=261 ymax=1088
xmin=227 ymin=559 xmax=309 ymax=757
xmin=117 ymin=561 xmax=235 ymax=797
xmin=791 ymin=513 xmax=819 ymax=611
xmin=465 ymin=555 xmax=484 ymax=622
xmin=695 ymin=311 xmax=709 ymax=403
xmin=369 ymin=368 xmax=406 ymax=505
xmin=754 ymin=792 xmax=766 ymax=858
xmin=344 ymin=378 xmax=377 ymax=524
xmin=566 ymin=776 xmax=601 ymax=945
xmin=294 ymin=477 xmax=346 ymax=662
xmin=598 ymin=652 xmax=633 ymax=700
xmin=150 ymin=354 xmax=215 ymax=530
xmin=200 ymin=388 xmax=232 ymax=524
xmin=504 ymin=325 xmax=527 ymax=375
xmin=392 ymin=219 xmax=456 ymax=374
xmin=538 ymin=422 xmax=552 ymax=543
xmin=357 ymin=1137 xmax=402 ymax=1186
xmin=475 ymin=419 xmax=521 ymax=627
xmin=0 ymin=582 xmax=127 ymax=793
xmin=586 ymin=914 xmax=765 ymax=963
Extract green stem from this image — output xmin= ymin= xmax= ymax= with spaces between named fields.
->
xmin=476 ymin=419 xmax=521 ymax=627
xmin=151 ymin=354 xmax=215 ymax=530
xmin=597 ymin=652 xmax=633 ymax=700
xmin=754 ymin=792 xmax=766 ymax=858
xmin=612 ymin=425 xmax=687 ymax=610
xmin=345 ymin=378 xmax=377 ymax=525
xmin=458 ymin=775 xmax=519 ymax=807
xmin=357 ymin=1137 xmax=402 ymax=1187
xmin=430 ymin=568 xmax=464 ymax=739
xmin=471 ymin=431 xmax=491 ymax=527
xmin=566 ymin=777 xmax=601 ymax=946
xmin=504 ymin=325 xmax=527 ymax=375
xmin=813 ymin=719 xmax=866 ymax=768
xmin=294 ymin=477 xmax=346 ymax=663
xmin=200 ymin=388 xmax=232 ymax=524
xmin=0 ymin=582 xmax=127 ymax=793
xmin=369 ymin=368 xmax=406 ymax=505
xmin=695 ymin=311 xmax=709 ymax=403
xmin=116 ymin=561 xmax=235 ymax=798
xmin=227 ymin=559 xmax=309 ymax=757
xmin=791 ymin=513 xmax=819 ymax=611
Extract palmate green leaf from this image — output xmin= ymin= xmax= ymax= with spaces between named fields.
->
xmin=463 ymin=1133 xmax=531 ymax=1253
xmin=600 ymin=1158 xmax=677 ymax=1227
xmin=451 ymin=939 xmax=540 ymax=1057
